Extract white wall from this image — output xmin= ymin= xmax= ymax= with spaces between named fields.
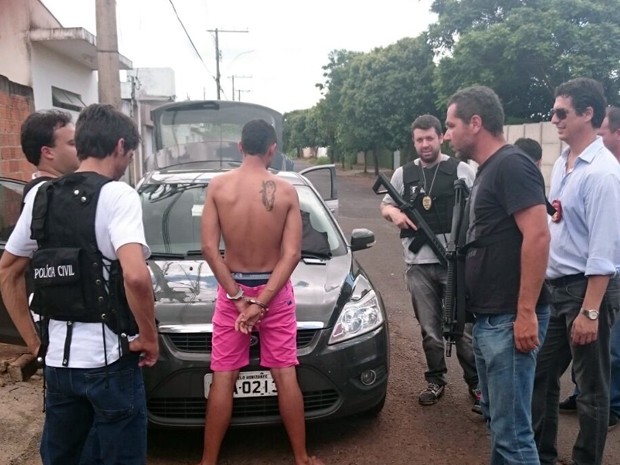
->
xmin=0 ymin=0 xmax=62 ymax=85
xmin=505 ymin=121 xmax=567 ymax=190
xmin=31 ymin=43 xmax=97 ymax=116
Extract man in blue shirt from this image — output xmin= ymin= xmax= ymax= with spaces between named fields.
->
xmin=558 ymin=106 xmax=620 ymax=430
xmin=532 ymin=79 xmax=620 ymax=465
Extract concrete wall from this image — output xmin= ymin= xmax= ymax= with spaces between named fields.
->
xmin=504 ymin=121 xmax=566 ymax=191
xmin=0 ymin=75 xmax=35 ymax=181
xmin=31 ymin=43 xmax=98 ymax=116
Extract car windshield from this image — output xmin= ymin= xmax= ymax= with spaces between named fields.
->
xmin=139 ymin=183 xmax=346 ymax=258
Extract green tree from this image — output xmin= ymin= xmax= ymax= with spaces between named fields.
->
xmin=432 ymin=0 xmax=620 ymax=120
xmin=337 ymin=36 xmax=438 ymax=173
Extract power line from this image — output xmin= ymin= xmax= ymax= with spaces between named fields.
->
xmin=168 ymin=0 xmax=216 ymax=84
xmin=207 ymin=28 xmax=248 ymax=99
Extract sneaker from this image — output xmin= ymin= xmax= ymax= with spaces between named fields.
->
xmin=418 ymin=383 xmax=445 ymax=405
xmin=469 ymin=387 xmax=483 ymax=415
xmin=610 ymin=412 xmax=619 ymax=430
xmin=559 ymin=394 xmax=577 ymax=412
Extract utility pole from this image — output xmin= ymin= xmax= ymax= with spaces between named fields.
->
xmin=95 ymin=0 xmax=121 ymax=108
xmin=237 ymin=89 xmax=250 ymax=101
xmin=207 ymin=28 xmax=248 ymax=99
xmin=229 ymin=75 xmax=251 ymax=101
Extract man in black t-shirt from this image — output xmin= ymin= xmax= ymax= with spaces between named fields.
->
xmin=444 ymin=86 xmax=550 ymax=465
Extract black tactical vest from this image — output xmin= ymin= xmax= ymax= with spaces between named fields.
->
xmin=400 ymin=156 xmax=460 ymax=239
xmin=29 ymin=172 xmax=137 ymax=336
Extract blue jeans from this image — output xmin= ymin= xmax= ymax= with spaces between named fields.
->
xmin=41 ymin=354 xmax=147 ymax=465
xmin=473 ymin=305 xmax=550 ymax=465
xmin=532 ymin=276 xmax=620 ymax=465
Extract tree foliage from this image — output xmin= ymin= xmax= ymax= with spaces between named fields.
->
xmin=432 ymin=0 xmax=620 ymax=120
xmin=283 ymin=0 xmax=620 ymax=166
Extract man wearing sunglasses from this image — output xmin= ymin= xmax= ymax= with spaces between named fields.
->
xmin=532 ymin=79 xmax=620 ymax=465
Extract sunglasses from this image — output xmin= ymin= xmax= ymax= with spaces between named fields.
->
xmin=551 ymin=108 xmax=569 ymax=120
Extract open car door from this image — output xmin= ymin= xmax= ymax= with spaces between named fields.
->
xmin=299 ymin=164 xmax=339 ymax=216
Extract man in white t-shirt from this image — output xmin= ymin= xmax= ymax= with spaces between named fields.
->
xmin=0 ymin=104 xmax=158 ymax=465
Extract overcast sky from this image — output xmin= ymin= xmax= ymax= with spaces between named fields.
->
xmin=41 ymin=0 xmax=437 ymax=114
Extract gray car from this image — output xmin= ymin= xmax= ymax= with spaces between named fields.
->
xmin=0 ymin=177 xmax=25 ymax=345
xmin=138 ymin=163 xmax=389 ymax=428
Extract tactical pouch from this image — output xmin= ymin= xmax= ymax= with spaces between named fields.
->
xmin=30 ymin=247 xmax=94 ymax=321
xmin=106 ymin=261 xmax=139 ymax=336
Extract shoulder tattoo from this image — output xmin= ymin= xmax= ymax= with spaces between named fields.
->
xmin=260 ymin=180 xmax=276 ymax=211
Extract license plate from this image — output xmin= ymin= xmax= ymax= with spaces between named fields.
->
xmin=204 ymin=370 xmax=278 ymax=398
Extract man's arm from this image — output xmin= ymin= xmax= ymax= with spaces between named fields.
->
xmin=116 ymin=243 xmax=159 ymax=367
xmin=0 ymin=252 xmax=40 ymax=355
xmin=513 ymin=204 xmax=550 ymax=352
xmin=570 ymin=171 xmax=620 ymax=344
xmin=380 ymin=202 xmax=417 ymax=230
xmin=379 ymin=168 xmax=416 ymax=230
xmin=571 ymin=275 xmax=610 ymax=345
xmin=200 ymin=178 xmax=241 ymax=298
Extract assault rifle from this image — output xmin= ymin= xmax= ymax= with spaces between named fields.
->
xmin=372 ymin=173 xmax=447 ymax=267
xmin=373 ymin=173 xmax=469 ymax=356
xmin=442 ymin=178 xmax=469 ymax=356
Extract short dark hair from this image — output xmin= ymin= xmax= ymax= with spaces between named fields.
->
xmin=75 ymin=104 xmax=140 ymax=160
xmin=20 ymin=110 xmax=72 ymax=166
xmin=555 ymin=77 xmax=607 ymax=128
xmin=241 ymin=119 xmax=276 ymax=156
xmin=411 ymin=114 xmax=443 ymax=136
xmin=447 ymin=85 xmax=504 ymax=136
xmin=514 ymin=137 xmax=542 ymax=162
xmin=607 ymin=106 xmax=620 ymax=132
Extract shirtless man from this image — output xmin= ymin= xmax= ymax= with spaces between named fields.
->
xmin=198 ymin=119 xmax=323 ymax=465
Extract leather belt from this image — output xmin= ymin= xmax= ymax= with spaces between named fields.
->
xmin=547 ymin=273 xmax=586 ymax=287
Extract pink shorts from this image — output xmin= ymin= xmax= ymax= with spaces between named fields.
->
xmin=210 ymin=280 xmax=298 ymax=371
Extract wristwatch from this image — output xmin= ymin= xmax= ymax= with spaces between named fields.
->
xmin=580 ymin=308 xmax=600 ymax=320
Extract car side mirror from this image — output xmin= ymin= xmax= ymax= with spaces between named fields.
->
xmin=350 ymin=228 xmax=375 ymax=252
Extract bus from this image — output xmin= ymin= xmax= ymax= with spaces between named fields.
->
xmin=146 ymin=100 xmax=294 ymax=172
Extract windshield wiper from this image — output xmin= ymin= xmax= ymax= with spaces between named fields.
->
xmin=186 ymin=250 xmax=204 ymax=257
xmin=148 ymin=252 xmax=186 ymax=259
xmin=149 ymin=250 xmax=205 ymax=260
xmin=301 ymin=251 xmax=332 ymax=260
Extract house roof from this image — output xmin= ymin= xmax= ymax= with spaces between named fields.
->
xmin=29 ymin=27 xmax=133 ymax=71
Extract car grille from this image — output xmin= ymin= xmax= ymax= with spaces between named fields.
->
xmin=165 ymin=329 xmax=318 ymax=353
xmin=148 ymin=389 xmax=339 ymax=419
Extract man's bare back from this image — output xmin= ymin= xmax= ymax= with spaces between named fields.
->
xmin=209 ymin=167 xmax=299 ymax=272
xmin=198 ymin=119 xmax=322 ymax=465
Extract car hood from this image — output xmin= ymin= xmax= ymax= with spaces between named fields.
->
xmin=148 ymin=255 xmax=352 ymax=328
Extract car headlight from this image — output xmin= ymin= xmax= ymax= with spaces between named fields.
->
xmin=328 ymin=290 xmax=384 ymax=344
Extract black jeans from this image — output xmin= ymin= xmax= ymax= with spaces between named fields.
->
xmin=532 ymin=276 xmax=620 ymax=465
